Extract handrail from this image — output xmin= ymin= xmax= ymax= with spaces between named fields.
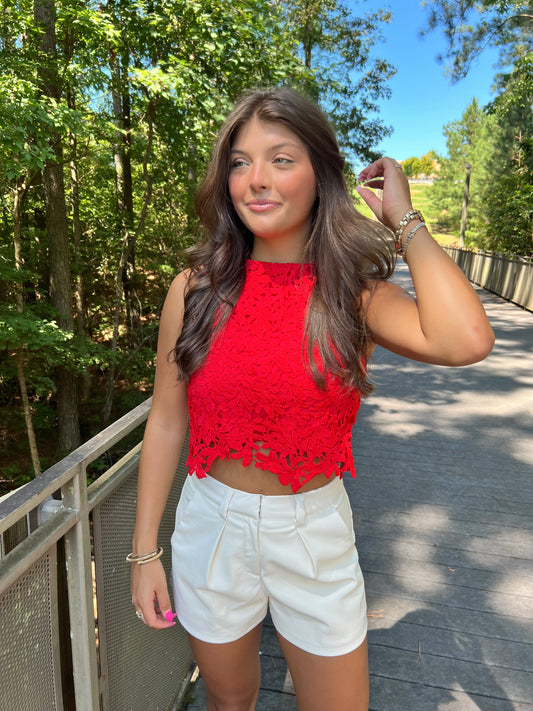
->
xmin=0 ymin=397 xmax=152 ymax=533
xmin=0 ymin=395 xmax=193 ymax=711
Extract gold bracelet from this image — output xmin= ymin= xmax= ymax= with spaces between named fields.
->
xmin=394 ymin=209 xmax=424 ymax=240
xmin=126 ymin=546 xmax=163 ymax=565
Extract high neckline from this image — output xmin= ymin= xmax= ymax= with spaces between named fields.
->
xmin=247 ymin=258 xmax=313 ymax=268
xmin=245 ymin=258 xmax=315 ymax=284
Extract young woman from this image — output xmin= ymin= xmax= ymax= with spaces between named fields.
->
xmin=130 ymin=88 xmax=494 ymax=711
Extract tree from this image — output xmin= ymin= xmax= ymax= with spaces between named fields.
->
xmin=482 ymin=56 xmax=533 ymax=253
xmin=1 ymin=0 xmax=401 ymax=483
xmin=283 ymin=0 xmax=396 ymax=162
xmin=401 ymin=152 xmax=439 ymax=178
xmin=34 ymin=0 xmax=82 ymax=455
xmin=423 ymin=0 xmax=533 ymax=254
xmin=0 ymin=0 xmax=313 ymax=477
xmin=429 ymin=99 xmax=499 ymax=240
xmin=422 ymin=0 xmax=533 ymax=81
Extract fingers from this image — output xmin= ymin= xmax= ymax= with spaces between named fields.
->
xmin=358 ymin=156 xmax=401 ymax=182
xmin=357 ymin=157 xmax=413 ymax=230
xmin=133 ymin=591 xmax=177 ymax=629
xmin=356 ymin=183 xmax=384 ymax=221
xmin=131 ymin=562 xmax=177 ymax=630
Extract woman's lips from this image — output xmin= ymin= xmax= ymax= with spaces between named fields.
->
xmin=246 ymin=200 xmax=280 ymax=212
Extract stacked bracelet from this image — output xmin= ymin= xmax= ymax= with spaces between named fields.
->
xmin=401 ymin=221 xmax=426 ymax=260
xmin=395 ymin=209 xmax=423 ymax=239
xmin=126 ymin=546 xmax=163 ymax=565
xmin=394 ymin=208 xmax=424 ymax=253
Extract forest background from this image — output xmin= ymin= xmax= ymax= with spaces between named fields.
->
xmin=1 ymin=0 xmax=531 ymax=492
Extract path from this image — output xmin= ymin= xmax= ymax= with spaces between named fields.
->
xmin=186 ymin=263 xmax=533 ymax=710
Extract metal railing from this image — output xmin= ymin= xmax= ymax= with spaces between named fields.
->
xmin=444 ymin=247 xmax=533 ymax=311
xmin=0 ymin=398 xmax=193 ymax=711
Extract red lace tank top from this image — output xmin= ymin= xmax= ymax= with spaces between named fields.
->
xmin=186 ymin=259 xmax=361 ymax=492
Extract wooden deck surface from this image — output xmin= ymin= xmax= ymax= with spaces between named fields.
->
xmin=187 ymin=263 xmax=533 ymax=710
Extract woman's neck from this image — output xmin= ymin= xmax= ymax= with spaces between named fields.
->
xmin=251 ymin=235 xmax=308 ymax=264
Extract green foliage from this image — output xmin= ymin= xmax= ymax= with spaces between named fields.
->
xmin=426 ymin=54 xmax=533 ymax=255
xmin=481 ymin=57 xmax=533 ymax=254
xmin=0 ymin=305 xmax=108 ymax=372
xmin=401 ymin=152 xmax=438 ymax=178
xmin=421 ymin=0 xmax=533 ymax=82
xmin=283 ymin=0 xmax=396 ymax=162
xmin=421 ymin=1 xmax=532 ymax=253
xmin=6 ymin=0 xmax=399 ymax=484
xmin=428 ymin=99 xmax=499 ymax=241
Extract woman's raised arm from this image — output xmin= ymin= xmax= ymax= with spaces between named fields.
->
xmin=357 ymin=157 xmax=495 ymax=365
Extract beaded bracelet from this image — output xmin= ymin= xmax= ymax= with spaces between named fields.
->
xmin=401 ymin=221 xmax=426 ymax=261
xmin=126 ymin=546 xmax=163 ymax=565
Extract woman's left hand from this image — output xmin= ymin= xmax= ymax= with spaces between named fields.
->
xmin=356 ymin=157 xmax=413 ymax=232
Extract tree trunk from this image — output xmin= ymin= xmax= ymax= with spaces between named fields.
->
xmin=68 ymin=90 xmax=91 ymax=401
xmin=13 ymin=184 xmax=42 ymax=477
xmin=34 ymin=0 xmax=80 ymax=456
xmin=110 ymin=44 xmax=142 ymax=347
xmin=103 ymin=97 xmax=156 ymax=424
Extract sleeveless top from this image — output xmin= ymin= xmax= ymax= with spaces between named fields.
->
xmin=186 ymin=259 xmax=362 ymax=492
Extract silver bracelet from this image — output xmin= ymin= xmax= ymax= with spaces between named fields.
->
xmin=402 ymin=221 xmax=426 ymax=261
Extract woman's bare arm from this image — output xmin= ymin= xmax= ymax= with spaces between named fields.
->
xmin=131 ymin=271 xmax=190 ymax=628
xmin=358 ymin=158 xmax=494 ymax=365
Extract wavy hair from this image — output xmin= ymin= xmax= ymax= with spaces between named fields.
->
xmin=173 ymin=87 xmax=395 ymax=396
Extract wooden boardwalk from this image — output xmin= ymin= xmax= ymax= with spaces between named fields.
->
xmin=187 ymin=263 xmax=533 ymax=710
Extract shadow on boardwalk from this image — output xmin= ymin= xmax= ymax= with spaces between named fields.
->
xmin=186 ymin=263 xmax=533 ymax=711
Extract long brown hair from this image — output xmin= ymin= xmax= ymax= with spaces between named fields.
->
xmin=173 ymin=87 xmax=395 ymax=396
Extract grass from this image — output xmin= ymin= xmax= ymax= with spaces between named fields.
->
xmin=353 ymin=181 xmax=460 ymax=248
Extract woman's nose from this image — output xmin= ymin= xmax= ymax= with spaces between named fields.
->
xmin=250 ymin=161 xmax=270 ymax=192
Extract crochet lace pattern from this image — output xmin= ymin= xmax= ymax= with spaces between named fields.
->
xmin=187 ymin=259 xmax=361 ymax=492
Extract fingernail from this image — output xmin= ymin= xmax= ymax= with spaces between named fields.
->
xmin=165 ymin=609 xmax=177 ymax=623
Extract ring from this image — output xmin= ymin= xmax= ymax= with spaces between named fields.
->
xmin=392 ymin=160 xmax=402 ymax=170
xmin=136 ymin=610 xmax=144 ymax=619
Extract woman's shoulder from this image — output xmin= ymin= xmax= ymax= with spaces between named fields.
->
xmin=168 ymin=268 xmax=199 ymax=297
xmin=163 ymin=270 xmax=194 ymax=318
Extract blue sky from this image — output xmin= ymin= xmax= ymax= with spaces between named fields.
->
xmin=346 ymin=0 xmax=501 ymax=164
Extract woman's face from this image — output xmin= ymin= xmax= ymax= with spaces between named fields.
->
xmin=228 ymin=117 xmax=317 ymax=260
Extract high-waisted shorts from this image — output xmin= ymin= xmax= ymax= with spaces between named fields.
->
xmin=171 ymin=473 xmax=367 ymax=656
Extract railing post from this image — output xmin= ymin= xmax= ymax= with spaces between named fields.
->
xmin=63 ymin=462 xmax=100 ymax=711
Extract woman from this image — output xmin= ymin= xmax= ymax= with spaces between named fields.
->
xmin=130 ymin=87 xmax=494 ymax=711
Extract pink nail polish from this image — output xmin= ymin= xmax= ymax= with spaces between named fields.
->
xmin=165 ymin=609 xmax=176 ymax=623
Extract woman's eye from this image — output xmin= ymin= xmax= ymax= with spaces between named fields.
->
xmin=231 ymin=159 xmax=247 ymax=169
xmin=274 ymin=157 xmax=292 ymax=164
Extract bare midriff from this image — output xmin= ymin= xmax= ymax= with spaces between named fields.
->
xmin=207 ymin=456 xmax=333 ymax=495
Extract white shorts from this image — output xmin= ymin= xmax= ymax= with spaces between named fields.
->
xmin=171 ymin=473 xmax=367 ymax=656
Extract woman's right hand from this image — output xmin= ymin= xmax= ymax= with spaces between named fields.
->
xmin=130 ymin=559 xmax=177 ymax=629
xmin=357 ymin=156 xmax=414 ymax=233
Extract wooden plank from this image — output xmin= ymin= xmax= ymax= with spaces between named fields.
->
xmin=369 ymin=644 xmax=531 ymax=704
xmin=359 ymin=550 xmax=533 ymax=596
xmin=368 ymin=622 xmax=532 ymax=671
xmin=186 ymin=271 xmax=533 ymax=710
xmin=365 ymin=593 xmax=532 ymax=644
xmin=368 ymin=675 xmax=530 ymax=711
xmin=353 ymin=496 xmax=533 ymax=531
xmin=355 ymin=520 xmax=533 ymax=559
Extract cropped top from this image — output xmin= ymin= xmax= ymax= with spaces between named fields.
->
xmin=186 ymin=259 xmax=362 ymax=492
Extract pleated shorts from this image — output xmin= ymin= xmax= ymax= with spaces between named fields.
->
xmin=171 ymin=473 xmax=367 ymax=656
